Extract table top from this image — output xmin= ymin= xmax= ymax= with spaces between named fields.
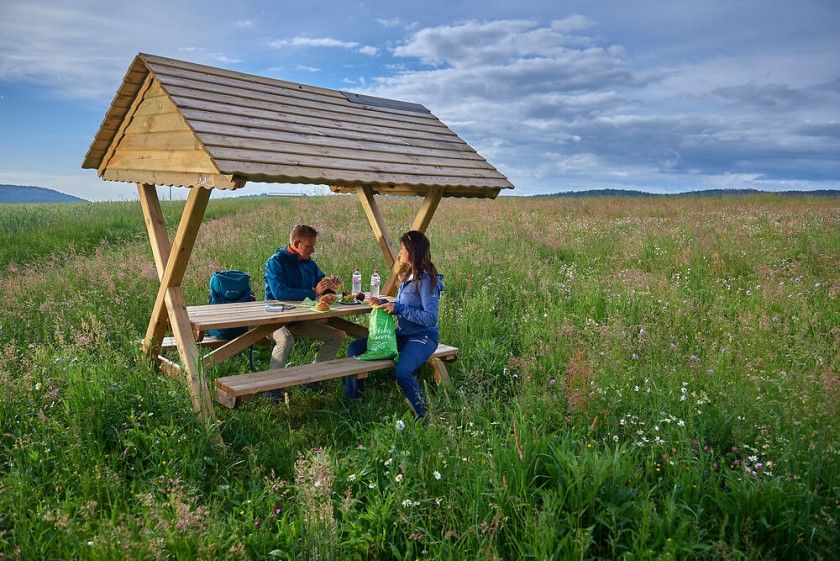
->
xmin=187 ymin=297 xmax=392 ymax=330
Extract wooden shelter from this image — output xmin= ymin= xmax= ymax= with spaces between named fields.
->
xmin=83 ymin=53 xmax=513 ymax=425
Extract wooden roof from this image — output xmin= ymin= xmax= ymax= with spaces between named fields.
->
xmin=83 ymin=53 xmax=513 ymax=198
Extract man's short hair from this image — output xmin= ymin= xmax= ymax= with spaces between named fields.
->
xmin=290 ymin=224 xmax=318 ymax=244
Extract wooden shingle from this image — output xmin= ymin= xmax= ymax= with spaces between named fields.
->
xmin=83 ymin=53 xmax=513 ymax=198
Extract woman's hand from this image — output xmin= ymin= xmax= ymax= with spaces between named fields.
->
xmin=380 ymin=302 xmax=395 ymax=314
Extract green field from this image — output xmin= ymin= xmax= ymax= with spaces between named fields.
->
xmin=0 ymin=194 xmax=837 ymax=559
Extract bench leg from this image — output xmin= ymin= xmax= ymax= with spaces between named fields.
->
xmin=429 ymin=357 xmax=452 ymax=386
xmin=216 ymin=387 xmax=240 ymax=409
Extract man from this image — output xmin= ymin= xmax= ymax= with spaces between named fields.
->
xmin=264 ymin=224 xmax=344 ymax=371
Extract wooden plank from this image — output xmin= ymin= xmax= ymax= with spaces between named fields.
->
xmin=166 ymin=86 xmax=450 ymax=134
xmin=137 ymin=183 xmax=171 ymax=276
xmin=187 ymin=302 xmax=375 ymax=331
xmin=137 ymin=184 xmax=218 ymax=427
xmin=166 ymin=285 xmax=218 ymax=426
xmin=137 ymin=184 xmax=171 ymax=358
xmin=97 ymin=73 xmax=155 ymax=175
xmin=120 ymin=131 xmax=203 ymax=151
xmin=213 ymin=160 xmax=512 ymax=190
xmin=108 ymin=148 xmax=220 ymax=174
xmin=429 ymin=357 xmax=452 ymax=386
xmin=148 ymin=61 xmax=436 ymax=121
xmin=196 ymin=133 xmax=491 ymax=167
xmin=103 ymin=169 xmax=242 ymax=190
xmin=124 ymin=112 xmax=195 ymax=134
xmin=191 ymin=118 xmax=477 ymax=155
xmin=160 ymin=79 xmax=438 ymax=128
xmin=217 ymin=357 xmax=397 ymax=395
xmin=145 ymin=55 xmax=348 ymax=101
xmin=205 ymin=146 xmax=501 ymax=176
xmin=157 ymin=355 xmax=182 ymax=381
xmin=142 ymin=187 xmax=211 ymax=358
xmin=194 ymin=128 xmax=482 ymax=161
xmin=410 ymin=188 xmax=443 ymax=232
xmin=330 ymin=184 xmax=505 ymax=198
xmin=202 ymin=324 xmax=278 ymax=366
xmin=383 ymin=189 xmax=442 ymax=296
xmin=357 ymin=186 xmax=396 ymax=269
xmin=215 ymin=344 xmax=458 ymax=406
xmin=175 ymin=100 xmax=460 ymax=144
xmin=178 ymin=107 xmax=462 ymax=147
xmin=159 ymin=335 xmax=228 ymax=350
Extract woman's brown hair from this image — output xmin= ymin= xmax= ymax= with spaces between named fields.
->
xmin=400 ymin=230 xmax=438 ymax=292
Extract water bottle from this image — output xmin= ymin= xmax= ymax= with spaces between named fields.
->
xmin=352 ymin=266 xmax=362 ymax=294
xmin=370 ymin=269 xmax=381 ymax=298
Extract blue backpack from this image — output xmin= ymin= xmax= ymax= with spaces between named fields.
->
xmin=207 ymin=270 xmax=253 ymax=340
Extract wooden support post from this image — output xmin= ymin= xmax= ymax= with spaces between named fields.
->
xmin=141 ymin=187 xmax=210 ymax=356
xmin=429 ymin=357 xmax=452 ymax=386
xmin=357 ymin=186 xmax=397 ymax=267
xmin=382 ymin=189 xmax=442 ymax=296
xmin=137 ymin=184 xmax=216 ymax=427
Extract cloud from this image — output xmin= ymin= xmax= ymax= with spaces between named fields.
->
xmin=270 ymin=36 xmax=378 ymax=56
xmin=0 ymin=2 xmax=242 ymax=100
xmin=358 ymin=17 xmax=840 ymax=193
xmin=235 ymin=19 xmax=254 ymax=28
xmin=296 ymin=65 xmax=320 ymax=72
xmin=392 ymin=18 xmax=596 ymax=66
xmin=376 ymin=17 xmax=405 ymax=28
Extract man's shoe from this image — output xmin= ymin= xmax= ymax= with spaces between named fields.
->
xmin=265 ymin=389 xmax=285 ymax=403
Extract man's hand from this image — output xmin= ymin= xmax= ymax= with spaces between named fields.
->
xmin=315 ymin=276 xmax=342 ymax=296
xmin=315 ymin=278 xmax=332 ymax=296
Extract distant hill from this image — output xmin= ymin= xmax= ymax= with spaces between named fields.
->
xmin=535 ymin=188 xmax=840 ymax=198
xmin=0 ymin=185 xmax=87 ymax=204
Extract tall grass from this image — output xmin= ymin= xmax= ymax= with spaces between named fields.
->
xmin=0 ymin=194 xmax=837 ymax=559
xmin=0 ymin=197 xmax=280 ymax=272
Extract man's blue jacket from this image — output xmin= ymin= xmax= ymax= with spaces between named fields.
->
xmin=264 ymin=246 xmax=325 ymax=301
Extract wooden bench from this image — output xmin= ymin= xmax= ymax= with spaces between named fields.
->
xmin=215 ymin=344 xmax=459 ymax=408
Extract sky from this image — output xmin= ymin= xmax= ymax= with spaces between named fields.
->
xmin=1 ymin=0 xmax=839 ymax=200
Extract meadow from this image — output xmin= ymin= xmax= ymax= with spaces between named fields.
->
xmin=0 ymin=193 xmax=837 ymax=560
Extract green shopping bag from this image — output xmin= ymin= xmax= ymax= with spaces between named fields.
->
xmin=357 ymin=307 xmax=399 ymax=361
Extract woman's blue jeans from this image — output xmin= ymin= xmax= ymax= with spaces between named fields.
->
xmin=343 ymin=330 xmax=438 ymax=417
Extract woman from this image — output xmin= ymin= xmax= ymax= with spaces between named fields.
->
xmin=344 ymin=230 xmax=443 ymax=418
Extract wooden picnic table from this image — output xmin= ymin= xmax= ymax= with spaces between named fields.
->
xmin=188 ymin=297 xmax=382 ymax=366
xmin=155 ymin=296 xmax=459 ymax=408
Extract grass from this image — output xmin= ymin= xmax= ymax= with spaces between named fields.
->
xmin=0 ymin=196 xmax=281 ymax=272
xmin=0 ymin=193 xmax=837 ymax=559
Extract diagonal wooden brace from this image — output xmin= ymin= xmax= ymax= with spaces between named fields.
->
xmin=137 ymin=184 xmax=216 ymax=426
xmin=141 ymin=186 xmax=210 ymax=356
xmin=357 ymin=185 xmax=397 ymax=268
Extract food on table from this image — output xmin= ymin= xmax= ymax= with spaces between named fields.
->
xmin=319 ymin=293 xmax=337 ymax=305
xmin=340 ymin=290 xmax=356 ymax=304
xmin=355 ymin=291 xmax=365 ymax=302
xmin=315 ymin=301 xmax=330 ymax=311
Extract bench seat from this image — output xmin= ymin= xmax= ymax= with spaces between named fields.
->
xmin=216 ymin=344 xmax=458 ymax=408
